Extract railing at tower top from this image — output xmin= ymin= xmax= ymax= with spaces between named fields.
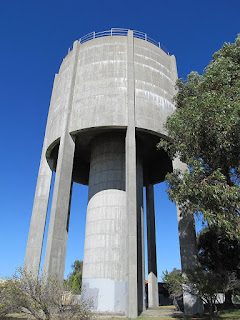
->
xmin=132 ymin=30 xmax=169 ymax=55
xmin=69 ymin=28 xmax=169 ymax=55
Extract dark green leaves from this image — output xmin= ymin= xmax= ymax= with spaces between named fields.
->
xmin=160 ymin=35 xmax=240 ymax=237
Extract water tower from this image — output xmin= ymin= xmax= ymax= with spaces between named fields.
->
xmin=24 ymin=29 xmax=201 ymax=317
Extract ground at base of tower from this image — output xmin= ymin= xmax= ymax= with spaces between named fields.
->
xmin=3 ymin=307 xmax=240 ymax=319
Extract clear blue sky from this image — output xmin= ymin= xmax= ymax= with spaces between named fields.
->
xmin=0 ymin=0 xmax=239 ymax=280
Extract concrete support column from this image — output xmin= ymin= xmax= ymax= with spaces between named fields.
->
xmin=82 ymin=134 xmax=127 ymax=312
xmin=137 ymin=157 xmax=145 ymax=312
xmin=43 ymin=132 xmax=75 ymax=280
xmin=43 ymin=40 xmax=79 ymax=281
xmin=24 ymin=72 xmax=60 ymax=278
xmin=141 ymin=203 xmax=146 ymax=311
xmin=24 ymin=145 xmax=52 ymax=277
xmin=146 ymin=183 xmax=159 ymax=308
xmin=126 ymin=30 xmax=138 ymax=318
xmin=172 ymin=157 xmax=203 ymax=315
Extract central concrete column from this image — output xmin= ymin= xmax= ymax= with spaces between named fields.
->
xmin=173 ymin=157 xmax=203 ymax=315
xmin=82 ymin=133 xmax=127 ymax=312
xmin=146 ymin=183 xmax=159 ymax=308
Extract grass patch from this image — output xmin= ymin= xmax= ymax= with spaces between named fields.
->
xmin=0 ymin=314 xmax=31 ymax=320
xmin=138 ymin=317 xmax=176 ymax=320
xmin=173 ymin=309 xmax=240 ymax=319
xmin=2 ymin=309 xmax=240 ymax=320
xmin=217 ymin=309 xmax=240 ymax=319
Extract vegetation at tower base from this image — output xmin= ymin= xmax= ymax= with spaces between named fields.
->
xmin=163 ymin=226 xmax=240 ymax=318
xmin=198 ymin=225 xmax=240 ymax=306
xmin=162 ymin=267 xmax=235 ymax=319
xmin=65 ymin=260 xmax=83 ymax=294
xmin=0 ymin=268 xmax=91 ymax=320
xmin=158 ymin=35 xmax=240 ymax=237
xmin=162 ymin=268 xmax=184 ymax=311
xmin=0 ymin=280 xmax=19 ymax=317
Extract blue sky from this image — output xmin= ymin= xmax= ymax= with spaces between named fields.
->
xmin=0 ymin=0 xmax=239 ymax=280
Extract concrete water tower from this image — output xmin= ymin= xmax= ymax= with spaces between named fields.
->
xmin=24 ymin=29 xmax=201 ymax=317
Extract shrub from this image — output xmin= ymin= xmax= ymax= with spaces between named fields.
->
xmin=0 ymin=268 xmax=91 ymax=320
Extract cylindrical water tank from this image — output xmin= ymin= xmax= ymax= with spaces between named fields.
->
xmin=25 ymin=29 xmax=178 ymax=315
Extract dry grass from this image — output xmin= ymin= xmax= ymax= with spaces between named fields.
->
xmin=0 ymin=314 xmax=31 ymax=319
xmin=1 ymin=309 xmax=240 ymax=320
xmin=92 ymin=309 xmax=240 ymax=320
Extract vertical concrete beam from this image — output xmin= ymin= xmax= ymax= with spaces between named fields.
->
xmin=137 ymin=157 xmax=145 ymax=313
xmin=172 ymin=157 xmax=203 ymax=315
xmin=24 ymin=71 xmax=60 ymax=277
xmin=141 ymin=204 xmax=146 ymax=311
xmin=146 ymin=183 xmax=159 ymax=308
xmin=43 ymin=133 xmax=75 ymax=280
xmin=169 ymin=55 xmax=178 ymax=96
xmin=126 ymin=30 xmax=138 ymax=318
xmin=43 ymin=40 xmax=79 ymax=281
xmin=24 ymin=145 xmax=52 ymax=277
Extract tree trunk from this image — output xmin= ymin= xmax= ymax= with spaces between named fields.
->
xmin=207 ymin=302 xmax=215 ymax=320
xmin=224 ymin=290 xmax=233 ymax=307
xmin=173 ymin=296 xmax=180 ymax=311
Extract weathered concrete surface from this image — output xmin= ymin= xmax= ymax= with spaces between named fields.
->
xmin=173 ymin=157 xmax=204 ymax=315
xmin=125 ymin=30 xmax=138 ymax=319
xmin=25 ymin=29 xmax=180 ymax=318
xmin=134 ymin=39 xmax=177 ymax=136
xmin=45 ymin=35 xmax=178 ymax=161
xmin=82 ymin=133 xmax=127 ymax=312
xmin=43 ymin=132 xmax=75 ymax=280
xmin=24 ymin=144 xmax=52 ymax=277
xmin=136 ymin=153 xmax=145 ymax=313
xmin=146 ymin=183 xmax=159 ymax=308
xmin=43 ymin=40 xmax=80 ymax=280
xmin=24 ymin=72 xmax=60 ymax=277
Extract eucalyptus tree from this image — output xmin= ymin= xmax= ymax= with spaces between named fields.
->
xmin=159 ymin=35 xmax=240 ymax=237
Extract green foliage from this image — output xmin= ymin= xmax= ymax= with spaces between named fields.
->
xmin=0 ymin=268 xmax=91 ymax=320
xmin=198 ymin=225 xmax=240 ymax=305
xmin=164 ymin=226 xmax=240 ymax=316
xmin=0 ymin=280 xmax=21 ymax=316
xmin=158 ymin=35 xmax=240 ymax=237
xmin=162 ymin=268 xmax=184 ymax=310
xmin=163 ymin=267 xmax=224 ymax=318
xmin=186 ymin=267 xmax=224 ymax=318
xmin=162 ymin=268 xmax=184 ymax=299
xmin=66 ymin=260 xmax=83 ymax=294
xmin=198 ymin=226 xmax=240 ymax=276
